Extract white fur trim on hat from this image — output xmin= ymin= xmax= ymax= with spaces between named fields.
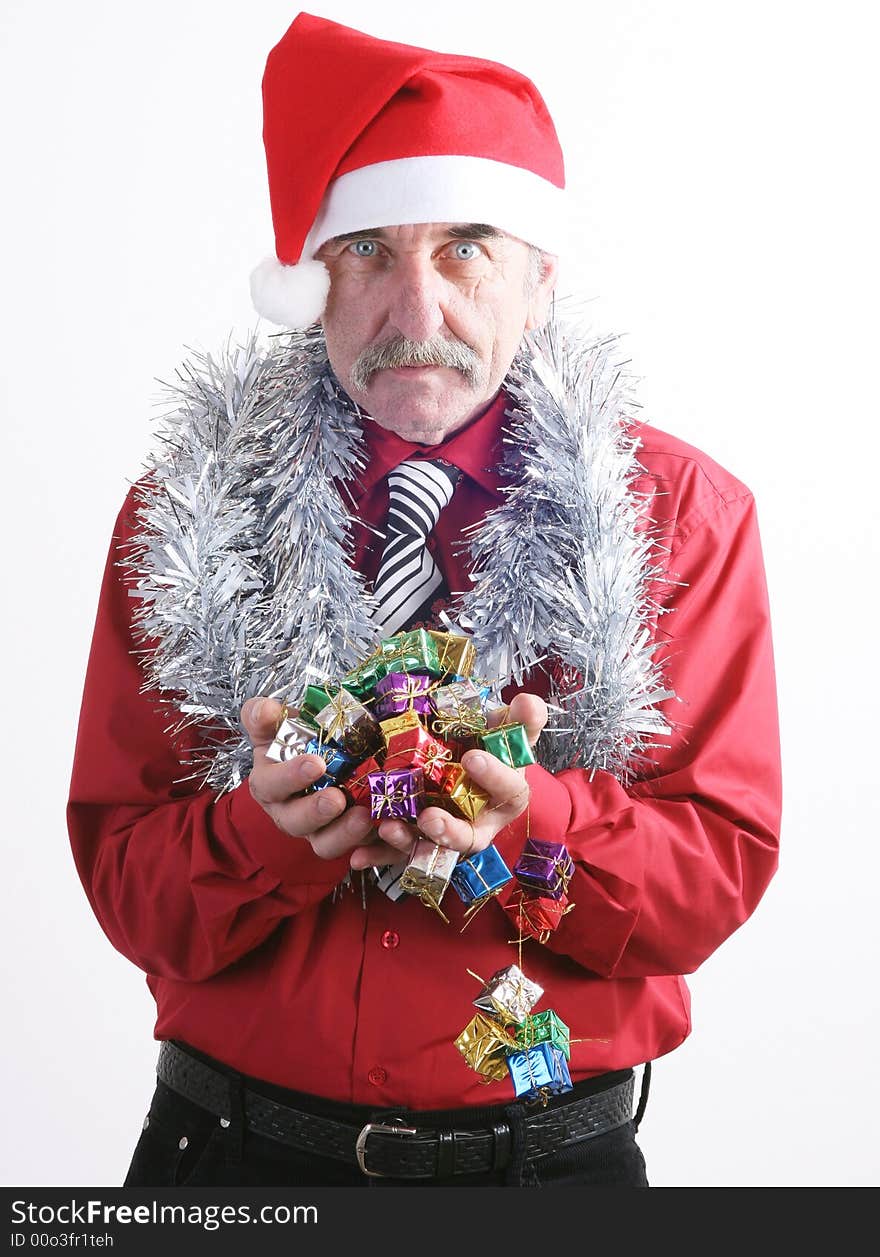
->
xmin=304 ymin=155 xmax=568 ymax=258
xmin=249 ymin=256 xmax=331 ymax=328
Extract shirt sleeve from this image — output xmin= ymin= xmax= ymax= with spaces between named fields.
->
xmin=492 ymin=491 xmax=782 ymax=979
xmin=66 ymin=491 xmax=351 ymax=984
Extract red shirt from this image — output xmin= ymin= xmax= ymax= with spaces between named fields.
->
xmin=67 ymin=388 xmax=781 ymax=1108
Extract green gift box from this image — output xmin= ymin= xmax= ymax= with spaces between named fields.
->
xmin=298 ymin=684 xmax=336 ymax=731
xmin=340 ymin=653 xmax=385 ymax=701
xmin=376 ymin=629 xmax=443 ymax=680
xmin=479 ymin=721 xmax=536 ymax=768
xmin=514 ymin=1009 xmax=571 ymax=1060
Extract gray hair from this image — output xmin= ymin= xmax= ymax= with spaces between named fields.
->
xmin=524 ymin=245 xmax=548 ymax=296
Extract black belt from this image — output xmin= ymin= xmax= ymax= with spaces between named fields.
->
xmin=156 ymin=1041 xmax=635 ymax=1179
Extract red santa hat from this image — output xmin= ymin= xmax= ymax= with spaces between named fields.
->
xmin=250 ymin=12 xmax=566 ymax=328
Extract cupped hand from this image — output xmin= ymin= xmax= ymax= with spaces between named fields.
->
xmin=241 ymin=697 xmax=413 ymax=863
xmin=348 ymin=691 xmax=548 ymax=871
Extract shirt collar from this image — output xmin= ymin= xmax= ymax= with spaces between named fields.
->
xmin=349 ymin=389 xmax=510 ymax=501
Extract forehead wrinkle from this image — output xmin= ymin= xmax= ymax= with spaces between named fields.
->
xmin=325 ymin=226 xmax=387 ymax=244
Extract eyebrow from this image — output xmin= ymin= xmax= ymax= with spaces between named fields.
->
xmin=325 ymin=223 xmax=503 ymax=245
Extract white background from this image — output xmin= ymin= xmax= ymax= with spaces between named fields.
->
xmin=1 ymin=0 xmax=878 ymax=1188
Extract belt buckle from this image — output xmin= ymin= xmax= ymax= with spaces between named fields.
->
xmin=356 ymin=1119 xmax=418 ymax=1177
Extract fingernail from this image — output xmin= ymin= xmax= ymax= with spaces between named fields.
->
xmin=318 ymin=793 xmax=340 ymax=816
xmin=466 ymin=752 xmax=486 ymax=770
xmin=303 ymin=757 xmax=325 ymax=779
xmin=249 ymin=697 xmax=265 ymax=723
xmin=421 ymin=815 xmax=445 ymax=838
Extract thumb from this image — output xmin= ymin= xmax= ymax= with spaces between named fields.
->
xmin=240 ymin=696 xmax=285 ymax=749
xmin=506 ymin=692 xmax=549 ymax=746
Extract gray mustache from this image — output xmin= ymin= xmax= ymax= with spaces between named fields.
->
xmin=350 ymin=335 xmax=481 ymax=390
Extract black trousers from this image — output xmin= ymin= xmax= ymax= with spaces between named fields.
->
xmin=123 ymin=1045 xmax=650 ymax=1188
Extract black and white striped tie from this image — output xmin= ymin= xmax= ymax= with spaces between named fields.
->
xmin=371 ymin=458 xmax=461 ymax=636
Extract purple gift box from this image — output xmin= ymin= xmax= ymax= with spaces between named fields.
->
xmin=373 ymin=672 xmax=434 ymax=720
xmin=513 ymin=838 xmax=575 ymax=900
xmin=367 ymin=767 xmax=426 ymax=820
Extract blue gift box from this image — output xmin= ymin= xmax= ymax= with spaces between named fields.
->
xmin=505 ymin=1043 xmax=573 ymax=1100
xmin=451 ymin=845 xmax=513 ymax=904
xmin=304 ymin=737 xmax=356 ymax=790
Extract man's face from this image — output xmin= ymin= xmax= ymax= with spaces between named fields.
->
xmin=316 ymin=223 xmax=557 ymax=444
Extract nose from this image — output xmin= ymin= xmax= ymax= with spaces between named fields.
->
xmin=386 ymin=254 xmax=446 ymax=342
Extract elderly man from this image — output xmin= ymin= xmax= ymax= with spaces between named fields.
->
xmin=67 ymin=13 xmax=781 ymax=1188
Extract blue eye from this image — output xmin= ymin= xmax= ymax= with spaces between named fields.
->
xmin=349 ymin=239 xmax=378 ymax=257
xmin=452 ymin=241 xmax=480 ymax=260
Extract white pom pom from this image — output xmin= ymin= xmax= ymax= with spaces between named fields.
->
xmin=249 ymin=255 xmax=331 ymax=328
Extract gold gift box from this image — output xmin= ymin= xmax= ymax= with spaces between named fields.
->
xmin=454 ymin=1013 xmax=517 ymax=1081
xmin=379 ymin=709 xmax=423 ymax=744
xmin=428 ymin=631 xmax=476 ymax=679
xmin=440 ymin=763 xmax=490 ymax=822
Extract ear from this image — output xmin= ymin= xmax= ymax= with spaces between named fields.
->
xmin=525 ymin=253 xmax=559 ymax=331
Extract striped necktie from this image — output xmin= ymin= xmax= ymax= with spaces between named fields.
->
xmin=371 ymin=457 xmax=461 ymax=636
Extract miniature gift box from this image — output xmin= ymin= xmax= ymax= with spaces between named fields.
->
xmin=378 ymin=709 xmax=423 ymax=745
xmin=506 ymin=1043 xmax=573 ymax=1101
xmin=443 ymin=733 xmax=482 ymax=761
xmin=297 ymin=684 xmax=335 ymax=730
xmin=451 ymin=845 xmax=513 ymax=906
xmin=340 ymin=649 xmax=386 ymax=700
xmin=439 ymin=762 xmax=490 ymax=822
xmin=513 ymin=838 xmax=575 ymax=900
xmin=377 ymin=629 xmax=443 ymax=680
xmin=454 ymin=1013 xmax=517 ymax=1082
xmin=398 ymin=838 xmax=459 ymax=916
xmin=514 ymin=1010 xmax=571 ymax=1061
xmin=302 ymin=738 xmax=356 ymax=791
xmin=427 ymin=630 xmax=476 ymax=679
xmin=315 ymin=688 xmax=383 ymax=759
xmin=430 ymin=679 xmax=485 ymax=729
xmin=266 ymin=714 xmax=315 ymax=763
xmin=367 ymin=767 xmax=426 ymax=821
xmin=472 ymin=964 xmax=544 ymax=1025
xmin=383 ymin=722 xmax=452 ymax=787
xmin=511 ymin=891 xmax=572 ymax=943
xmin=342 ymin=755 xmax=384 ymax=806
xmin=373 ymin=671 xmax=434 ymax=720
xmin=479 ymin=722 xmax=536 ymax=769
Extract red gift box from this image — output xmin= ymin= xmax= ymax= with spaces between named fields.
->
xmin=343 ymin=755 xmax=383 ymax=805
xmin=383 ymin=724 xmax=453 ymax=787
xmin=511 ymin=891 xmax=572 ymax=943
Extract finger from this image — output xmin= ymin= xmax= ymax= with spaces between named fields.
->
xmin=375 ymin=817 xmax=422 ymax=855
xmin=348 ymin=839 xmax=415 ymax=871
xmin=505 ymin=692 xmax=548 ymax=745
xmin=307 ymin=805 xmax=377 ymax=861
xmin=269 ymin=791 xmax=374 ymax=856
xmin=241 ymin=696 xmax=287 ymax=753
xmin=260 ymin=783 xmax=350 ymax=837
xmin=415 ymin=805 xmax=487 ymax=854
xmin=485 ymin=704 xmax=509 ymax=730
xmin=249 ymin=751 xmax=328 ymax=805
xmin=461 ymin=749 xmax=529 ymax=804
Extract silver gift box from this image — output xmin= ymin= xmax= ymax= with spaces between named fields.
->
xmin=266 ymin=715 xmax=315 ymax=764
xmin=473 ymin=963 xmax=544 ymax=1024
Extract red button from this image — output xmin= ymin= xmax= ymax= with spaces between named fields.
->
xmin=381 ymin=930 xmax=400 ymax=950
xmin=368 ymin=1067 xmax=387 ymax=1086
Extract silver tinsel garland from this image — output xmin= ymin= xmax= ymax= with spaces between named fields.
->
xmin=124 ymin=315 xmax=676 ymax=793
